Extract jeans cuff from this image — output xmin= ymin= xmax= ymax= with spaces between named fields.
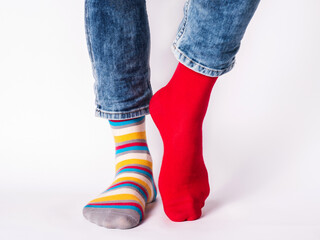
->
xmin=95 ymin=105 xmax=150 ymax=120
xmin=171 ymin=44 xmax=235 ymax=77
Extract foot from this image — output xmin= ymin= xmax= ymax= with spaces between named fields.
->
xmin=83 ymin=116 xmax=157 ymax=229
xmin=149 ymin=63 xmax=217 ymax=221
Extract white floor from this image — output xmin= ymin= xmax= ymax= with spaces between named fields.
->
xmin=1 ymin=168 xmax=319 ymax=240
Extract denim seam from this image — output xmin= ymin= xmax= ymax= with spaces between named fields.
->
xmin=84 ymin=2 xmax=94 ymax=66
xmin=173 ymin=44 xmax=235 ymax=72
xmin=95 ymin=105 xmax=150 ymax=120
xmin=174 ymin=0 xmax=191 ymax=45
xmin=146 ymin=66 xmax=153 ymax=96
xmin=84 ymin=1 xmax=99 ymax=106
xmin=95 ymin=107 xmax=149 ymax=120
xmin=171 ymin=43 xmax=236 ymax=77
xmin=96 ymin=105 xmax=149 ymax=114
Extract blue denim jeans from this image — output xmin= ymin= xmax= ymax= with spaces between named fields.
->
xmin=85 ymin=0 xmax=260 ymax=120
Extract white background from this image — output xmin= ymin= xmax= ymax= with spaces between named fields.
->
xmin=1 ymin=0 xmax=320 ymax=239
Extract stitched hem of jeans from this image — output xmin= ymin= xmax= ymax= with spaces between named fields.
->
xmin=95 ymin=106 xmax=150 ymax=120
xmin=171 ymin=44 xmax=235 ymax=77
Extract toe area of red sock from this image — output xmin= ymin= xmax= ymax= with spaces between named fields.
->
xmin=162 ymin=198 xmax=205 ymax=222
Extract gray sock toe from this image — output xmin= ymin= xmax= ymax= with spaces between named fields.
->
xmin=83 ymin=207 xmax=140 ymax=229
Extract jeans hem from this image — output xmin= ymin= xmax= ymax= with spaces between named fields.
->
xmin=171 ymin=44 xmax=235 ymax=77
xmin=95 ymin=105 xmax=150 ymax=120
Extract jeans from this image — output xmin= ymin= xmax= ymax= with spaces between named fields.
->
xmin=84 ymin=0 xmax=260 ymax=120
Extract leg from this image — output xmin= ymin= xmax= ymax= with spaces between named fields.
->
xmin=85 ymin=0 xmax=152 ymax=120
xmin=149 ymin=0 xmax=260 ymax=221
xmin=83 ymin=0 xmax=157 ymax=229
xmin=172 ymin=0 xmax=261 ymax=77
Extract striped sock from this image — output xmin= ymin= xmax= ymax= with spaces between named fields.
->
xmin=83 ymin=116 xmax=157 ymax=229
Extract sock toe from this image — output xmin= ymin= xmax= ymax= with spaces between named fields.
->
xmin=83 ymin=206 xmax=140 ymax=229
xmin=162 ymin=198 xmax=203 ymax=222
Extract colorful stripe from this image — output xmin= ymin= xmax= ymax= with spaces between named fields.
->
xmin=84 ymin=116 xmax=157 ymax=224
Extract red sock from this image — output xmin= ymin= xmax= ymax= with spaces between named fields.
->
xmin=149 ymin=62 xmax=218 ymax=221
